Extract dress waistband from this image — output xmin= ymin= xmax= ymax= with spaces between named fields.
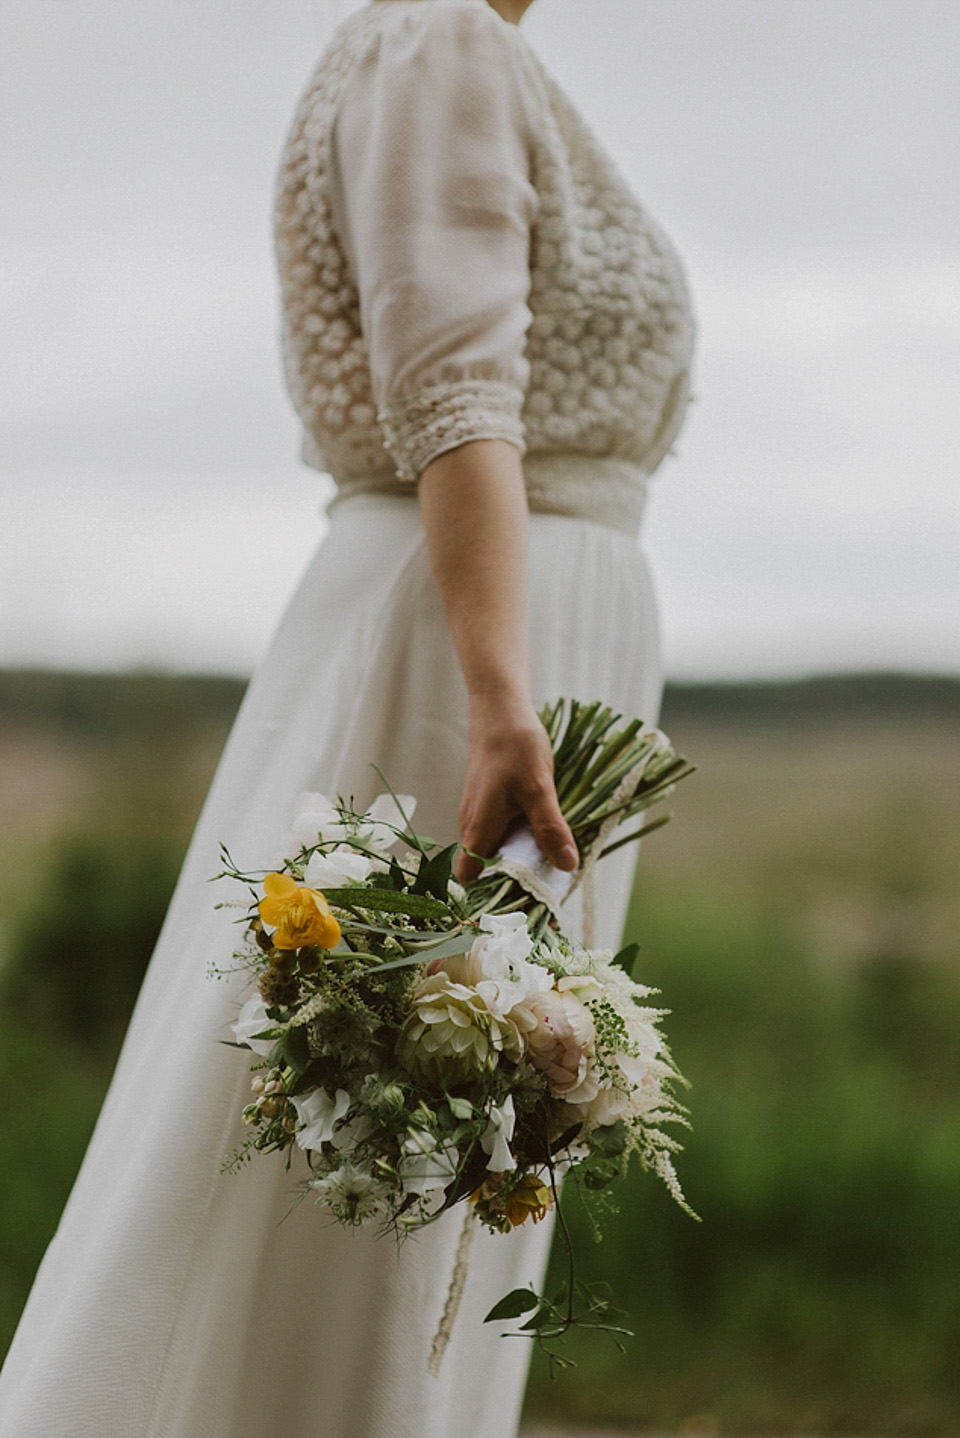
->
xmin=326 ymin=453 xmax=647 ymax=538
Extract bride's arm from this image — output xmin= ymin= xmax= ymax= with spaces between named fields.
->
xmin=418 ymin=439 xmax=577 ymax=882
xmin=327 ymin=8 xmax=568 ymax=874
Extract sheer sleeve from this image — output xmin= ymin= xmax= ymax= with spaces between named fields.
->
xmin=327 ymin=4 xmax=538 ymax=481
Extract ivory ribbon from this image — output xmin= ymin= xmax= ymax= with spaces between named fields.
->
xmin=485 ymin=827 xmax=576 ymax=916
xmin=427 ymin=1204 xmax=478 ymax=1376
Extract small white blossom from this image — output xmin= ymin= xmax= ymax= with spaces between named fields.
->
xmin=469 ymin=914 xmax=555 ymax=1020
xmin=362 ymin=792 xmax=417 ymax=853
xmin=304 ymin=848 xmax=375 ymax=889
xmin=397 ymin=1131 xmax=459 ymax=1196
xmin=292 ymin=1087 xmax=351 ymax=1152
xmin=481 ymin=1096 xmax=517 ymax=1172
xmin=232 ymin=994 xmax=276 ymax=1057
xmin=281 ymin=790 xmax=415 ymax=860
xmin=328 ymin=1112 xmax=374 ymax=1152
xmin=311 ymin=1163 xmax=391 ymax=1224
xmin=282 ymin=792 xmax=342 ymax=856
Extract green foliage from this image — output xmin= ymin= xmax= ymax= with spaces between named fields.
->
xmin=0 ymin=667 xmax=245 ymax=739
xmin=525 ymin=879 xmax=960 ymax=1431
xmin=0 ymin=830 xmax=180 ymax=1045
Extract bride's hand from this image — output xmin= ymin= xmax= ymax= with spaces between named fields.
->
xmin=455 ymin=697 xmax=578 ymax=883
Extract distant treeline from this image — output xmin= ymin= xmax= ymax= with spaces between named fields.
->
xmin=1 ymin=667 xmax=957 ymax=737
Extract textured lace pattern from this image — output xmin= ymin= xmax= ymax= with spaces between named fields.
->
xmin=380 ymin=381 xmax=526 ymax=482
xmin=274 ymin=1 xmax=695 ymax=493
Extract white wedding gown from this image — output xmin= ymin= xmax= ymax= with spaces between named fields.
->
xmin=0 ymin=496 xmax=662 ymax=1438
xmin=0 ymin=1 xmax=695 ymax=1431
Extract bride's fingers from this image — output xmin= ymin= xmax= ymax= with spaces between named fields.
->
xmin=455 ymin=773 xmax=577 ymax=883
xmin=456 ymin=796 xmax=514 ymax=882
xmin=517 ymin=773 xmax=578 ymax=871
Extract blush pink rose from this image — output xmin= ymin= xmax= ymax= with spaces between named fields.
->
xmin=525 ymin=989 xmax=597 ymax=1099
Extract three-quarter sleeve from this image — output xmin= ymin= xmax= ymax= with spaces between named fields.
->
xmin=327 ymin=4 xmax=538 ymax=480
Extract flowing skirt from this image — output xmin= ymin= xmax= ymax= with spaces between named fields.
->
xmin=0 ymin=491 xmax=662 ymax=1438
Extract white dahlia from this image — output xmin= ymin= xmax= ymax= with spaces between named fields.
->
xmin=398 ymin=971 xmax=525 ymax=1082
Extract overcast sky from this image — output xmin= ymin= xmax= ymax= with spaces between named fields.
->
xmin=2 ymin=0 xmax=958 ymax=679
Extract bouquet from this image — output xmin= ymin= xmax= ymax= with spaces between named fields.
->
xmin=215 ymin=700 xmax=695 ymax=1366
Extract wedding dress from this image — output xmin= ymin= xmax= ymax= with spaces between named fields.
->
xmin=0 ymin=3 xmax=694 ymax=1435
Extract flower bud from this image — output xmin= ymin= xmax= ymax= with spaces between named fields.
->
xmin=298 ymin=946 xmax=321 ymax=974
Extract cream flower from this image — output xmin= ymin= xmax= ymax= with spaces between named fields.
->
xmin=581 ymin=1052 xmax=673 ymax=1128
xmin=397 ymin=1131 xmax=459 ymax=1196
xmin=283 ymin=792 xmax=342 ymax=855
xmin=557 ymin=972 xmax=604 ymax=1004
xmin=232 ymin=994 xmax=276 ymax=1057
xmin=442 ymin=913 xmax=554 ymax=1023
xmin=292 ymin=1086 xmax=351 ymax=1152
xmin=304 ymin=848 xmax=375 ymax=889
xmin=281 ymin=790 xmax=416 ymax=859
xmin=480 ymin=1096 xmax=517 ymax=1172
xmin=398 ymin=972 xmax=524 ymax=1082
xmin=476 ymin=912 xmax=534 ymax=965
xmin=525 ymin=988 xmax=598 ymax=1102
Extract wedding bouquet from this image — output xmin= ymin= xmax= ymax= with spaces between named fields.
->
xmin=216 ymin=700 xmax=695 ymax=1361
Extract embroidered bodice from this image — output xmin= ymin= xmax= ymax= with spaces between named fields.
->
xmin=274 ymin=0 xmax=695 ymax=522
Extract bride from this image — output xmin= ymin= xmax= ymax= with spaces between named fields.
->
xmin=0 ymin=1 xmax=694 ymax=1434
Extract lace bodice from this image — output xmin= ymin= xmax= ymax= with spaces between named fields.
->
xmin=274 ymin=0 xmax=695 ymax=512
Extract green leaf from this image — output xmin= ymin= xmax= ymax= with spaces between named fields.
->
xmin=598 ymin=812 xmax=672 ymax=860
xmin=410 ymin=928 xmax=477 ymax=961
xmin=484 ymin=1288 xmax=540 ymax=1323
xmin=281 ymin=1025 xmax=310 ymax=1075
xmin=551 ymin=1123 xmax=583 ymax=1155
xmin=359 ymin=927 xmax=473 ymax=976
xmin=385 ymin=856 xmax=407 ymax=891
xmin=611 ymin=942 xmax=640 ymax=976
xmin=583 ymin=1161 xmax=619 ymax=1190
xmin=519 ymin=1304 xmax=565 ymax=1332
xmin=321 ymin=887 xmax=450 ymax=920
xmin=412 ymin=843 xmax=458 ymax=901
xmin=589 ymin=1120 xmax=628 ymax=1157
xmin=352 ymin=952 xmax=430 ymax=976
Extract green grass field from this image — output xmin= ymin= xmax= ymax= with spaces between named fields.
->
xmin=1 ymin=670 xmax=958 ymax=1432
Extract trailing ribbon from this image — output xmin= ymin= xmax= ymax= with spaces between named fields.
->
xmin=427 ymin=1204 xmax=478 ymax=1376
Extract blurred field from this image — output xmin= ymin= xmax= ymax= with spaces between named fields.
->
xmin=1 ymin=669 xmax=958 ymax=1433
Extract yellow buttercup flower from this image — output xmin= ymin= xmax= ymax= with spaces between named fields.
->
xmin=503 ymin=1174 xmax=553 ymax=1228
xmin=258 ymin=872 xmax=341 ymax=951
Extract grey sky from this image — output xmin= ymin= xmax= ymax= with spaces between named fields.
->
xmin=2 ymin=0 xmax=958 ymax=677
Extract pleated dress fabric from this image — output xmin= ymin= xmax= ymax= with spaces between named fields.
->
xmin=0 ymin=495 xmax=663 ymax=1438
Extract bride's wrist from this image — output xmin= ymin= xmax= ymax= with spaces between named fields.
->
xmin=466 ymin=677 xmax=535 ymax=730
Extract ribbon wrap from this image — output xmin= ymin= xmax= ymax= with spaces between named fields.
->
xmin=484 ymin=827 xmax=575 ymax=917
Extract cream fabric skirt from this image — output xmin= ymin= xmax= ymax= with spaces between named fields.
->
xmin=0 ymin=490 xmax=662 ymax=1438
